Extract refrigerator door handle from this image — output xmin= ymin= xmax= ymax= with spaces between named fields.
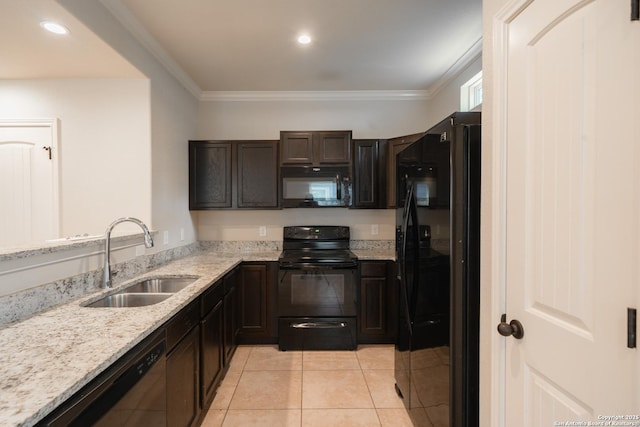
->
xmin=400 ymin=183 xmax=420 ymax=323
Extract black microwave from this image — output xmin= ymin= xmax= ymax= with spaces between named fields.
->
xmin=281 ymin=166 xmax=351 ymax=208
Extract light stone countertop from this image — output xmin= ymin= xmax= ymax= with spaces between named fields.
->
xmin=0 ymin=247 xmax=392 ymax=427
xmin=0 ymin=249 xmax=279 ymax=427
xmin=351 ymin=248 xmax=396 ymax=261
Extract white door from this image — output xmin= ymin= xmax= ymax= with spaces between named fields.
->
xmin=0 ymin=120 xmax=59 ymax=246
xmin=499 ymin=0 xmax=640 ymax=423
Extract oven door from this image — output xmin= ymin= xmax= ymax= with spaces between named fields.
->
xmin=278 ymin=267 xmax=357 ymax=317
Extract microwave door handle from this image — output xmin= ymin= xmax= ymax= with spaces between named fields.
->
xmin=336 ymin=174 xmax=341 ymax=199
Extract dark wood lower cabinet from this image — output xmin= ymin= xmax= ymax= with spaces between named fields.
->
xmin=238 ymin=262 xmax=277 ymax=344
xmin=200 ymin=299 xmax=223 ymax=407
xmin=167 ymin=325 xmax=200 ymax=427
xmin=358 ymin=261 xmax=397 ymax=344
xmin=222 ymin=268 xmax=240 ymax=364
xmin=166 ymin=268 xmax=240 ymax=427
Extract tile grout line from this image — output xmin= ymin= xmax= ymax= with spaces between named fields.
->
xmin=219 ymin=345 xmax=254 ymax=426
xmin=358 ymin=348 xmax=384 ymax=426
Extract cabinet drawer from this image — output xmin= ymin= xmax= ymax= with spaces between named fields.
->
xmin=360 ymin=262 xmax=387 ymax=277
xmin=167 ymin=300 xmax=200 ymax=351
xmin=201 ymin=280 xmax=224 ymax=316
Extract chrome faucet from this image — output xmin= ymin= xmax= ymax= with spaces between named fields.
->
xmin=103 ymin=217 xmax=154 ymax=288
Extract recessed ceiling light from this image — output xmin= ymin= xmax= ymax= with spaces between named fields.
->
xmin=40 ymin=21 xmax=69 ymax=35
xmin=297 ymin=34 xmax=312 ymax=45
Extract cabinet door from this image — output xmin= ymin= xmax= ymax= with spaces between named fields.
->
xmin=360 ymin=276 xmax=386 ymax=336
xmin=167 ymin=326 xmax=200 ymax=427
xmin=353 ymin=140 xmax=379 ymax=208
xmin=386 ymin=133 xmax=423 ymax=208
xmin=358 ymin=261 xmax=397 ymax=344
xmin=280 ymin=131 xmax=314 ymax=165
xmin=237 ymin=142 xmax=279 ymax=208
xmin=315 ymin=131 xmax=351 ymax=164
xmin=200 ymin=300 xmax=223 ymax=408
xmin=223 ymin=284 xmax=237 ymax=365
xmin=189 ymin=141 xmax=232 ymax=209
xmin=238 ymin=263 xmax=269 ymax=336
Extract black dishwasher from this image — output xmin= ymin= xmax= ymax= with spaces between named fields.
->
xmin=37 ymin=330 xmax=166 ymax=427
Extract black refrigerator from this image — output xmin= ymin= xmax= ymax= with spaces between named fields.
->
xmin=394 ymin=112 xmax=480 ymax=426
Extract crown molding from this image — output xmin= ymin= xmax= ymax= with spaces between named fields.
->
xmin=200 ymin=37 xmax=483 ymax=103
xmin=100 ymin=0 xmax=480 ymax=104
xmin=200 ymin=90 xmax=433 ymax=102
xmin=426 ymin=36 xmax=483 ymax=99
xmin=100 ymin=0 xmax=202 ymax=99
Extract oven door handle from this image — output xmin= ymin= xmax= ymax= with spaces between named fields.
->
xmin=290 ymin=321 xmax=348 ymax=329
xmin=279 ymin=264 xmax=357 ymax=271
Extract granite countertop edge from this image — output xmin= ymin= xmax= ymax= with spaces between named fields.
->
xmin=0 ymin=247 xmax=393 ymax=427
xmin=0 ymin=249 xmax=281 ymax=427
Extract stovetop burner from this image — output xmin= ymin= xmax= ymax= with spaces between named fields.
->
xmin=278 ymin=226 xmax=357 ymax=269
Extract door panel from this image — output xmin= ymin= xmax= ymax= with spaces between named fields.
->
xmin=502 ymin=0 xmax=639 ymax=422
xmin=0 ymin=121 xmax=58 ymax=245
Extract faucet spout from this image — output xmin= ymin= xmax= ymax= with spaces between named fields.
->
xmin=103 ymin=217 xmax=154 ymax=288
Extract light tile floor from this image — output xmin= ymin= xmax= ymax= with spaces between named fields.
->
xmin=200 ymin=345 xmax=447 ymax=427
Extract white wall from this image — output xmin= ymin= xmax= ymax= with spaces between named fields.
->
xmin=198 ymin=97 xmax=431 ymax=140
xmin=0 ymin=1 xmax=199 ymax=298
xmin=58 ymin=0 xmax=200 ymax=251
xmin=149 ymin=76 xmax=199 ymax=249
xmin=426 ymin=55 xmax=483 ymax=129
xmin=0 ymin=79 xmax=151 ymax=238
xmin=196 ymin=209 xmax=396 ymax=241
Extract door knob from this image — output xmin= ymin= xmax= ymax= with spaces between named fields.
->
xmin=497 ymin=314 xmax=524 ymax=339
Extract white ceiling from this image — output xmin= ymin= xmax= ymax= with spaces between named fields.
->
xmin=0 ymin=0 xmax=141 ymax=80
xmin=1 ymin=0 xmax=483 ymax=97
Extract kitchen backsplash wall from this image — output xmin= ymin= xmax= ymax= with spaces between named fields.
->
xmin=194 ymin=209 xmax=396 ymax=241
xmin=1 ymin=237 xmax=394 ymax=327
xmin=0 ymin=242 xmax=199 ymax=327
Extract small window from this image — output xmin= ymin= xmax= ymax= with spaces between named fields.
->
xmin=460 ymin=71 xmax=483 ymax=111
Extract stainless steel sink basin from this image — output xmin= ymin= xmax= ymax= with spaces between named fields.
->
xmin=121 ymin=277 xmax=197 ymax=294
xmin=84 ymin=293 xmax=171 ymax=308
xmin=82 ymin=276 xmax=198 ymax=308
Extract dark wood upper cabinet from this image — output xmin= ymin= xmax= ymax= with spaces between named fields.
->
xmin=315 ymin=131 xmax=351 ymax=164
xmin=279 ymin=131 xmax=314 ymax=164
xmin=386 ymin=132 xmax=424 ymax=208
xmin=280 ymin=130 xmax=351 ymax=165
xmin=352 ymin=139 xmax=387 ymax=208
xmin=189 ymin=141 xmax=232 ymax=209
xmin=189 ymin=140 xmax=279 ymax=210
xmin=237 ymin=141 xmax=279 ymax=208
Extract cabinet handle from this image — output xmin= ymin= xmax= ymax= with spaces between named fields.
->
xmin=290 ymin=322 xmax=347 ymax=329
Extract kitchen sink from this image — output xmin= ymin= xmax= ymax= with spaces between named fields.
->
xmin=121 ymin=277 xmax=197 ymax=294
xmin=83 ymin=276 xmax=199 ymax=308
xmin=84 ymin=293 xmax=171 ymax=308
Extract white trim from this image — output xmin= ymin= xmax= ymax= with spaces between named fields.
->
xmin=484 ymin=1 xmax=534 ymax=426
xmin=199 ymin=36 xmax=482 ymax=103
xmin=199 ymin=90 xmax=432 ymax=102
xmin=100 ymin=0 xmax=202 ymax=99
xmin=461 ymin=70 xmax=484 ymax=111
xmin=0 ymin=118 xmax=61 ymax=242
xmin=427 ymin=36 xmax=483 ymax=98
xmin=101 ymin=0 xmax=482 ymax=103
